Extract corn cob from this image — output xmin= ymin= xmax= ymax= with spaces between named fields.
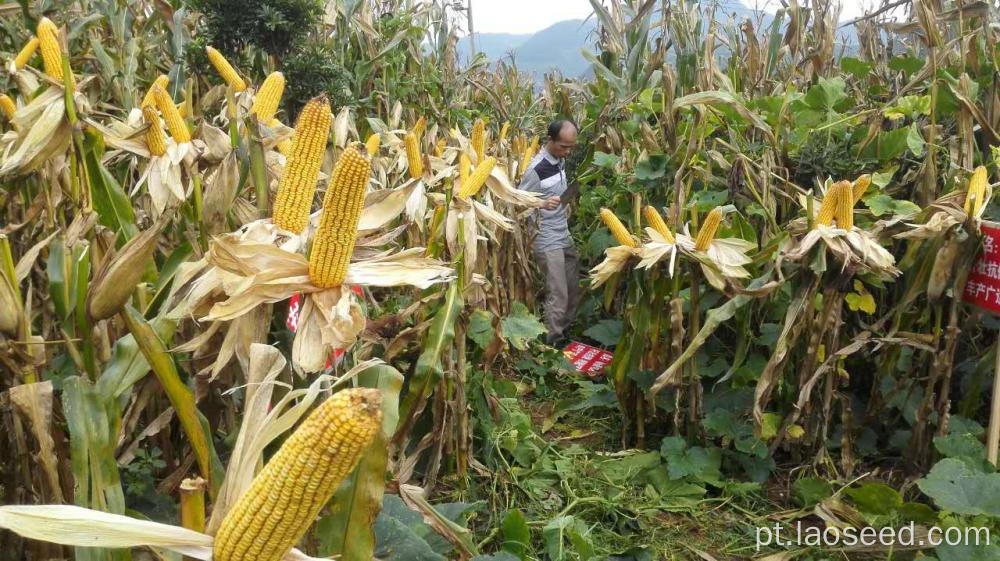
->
xmin=13 ymin=37 xmax=39 ymax=70
xmin=37 ymin=18 xmax=72 ymax=85
xmin=471 ymin=118 xmax=485 ymax=161
xmin=142 ymin=104 xmax=167 ymax=157
xmin=308 ymin=146 xmax=371 ymax=288
xmin=834 ymin=181 xmax=855 ymax=230
xmin=519 ymin=136 xmax=538 ymax=176
xmin=458 ymin=152 xmax=471 ymax=191
xmin=268 ymin=118 xmax=294 ymax=155
xmin=499 ymin=121 xmax=510 ymax=144
xmin=964 ymin=165 xmax=988 ymax=217
xmin=852 ymin=174 xmax=871 ymax=204
xmin=0 ymin=95 xmax=16 ymax=120
xmin=272 ymin=96 xmax=332 ymax=233
xmin=213 ymin=387 xmax=382 ymax=561
xmin=412 ymin=115 xmax=426 ymax=137
xmin=405 ymin=132 xmax=423 ymax=180
xmin=459 ymin=156 xmax=496 ymax=199
xmin=434 ymin=138 xmax=446 ymax=157
xmin=600 ymin=208 xmax=637 ymax=248
xmin=814 ymin=184 xmax=843 ymax=227
xmin=643 ymin=205 xmax=675 ymax=243
xmin=206 ymin=46 xmax=246 ymax=92
xmin=141 ymin=75 xmax=170 ymax=108
xmin=151 ymin=84 xmax=190 ymax=143
xmin=694 ymin=208 xmax=723 ymax=252
xmin=250 ymin=71 xmax=284 ymax=122
xmin=365 ymin=133 xmax=380 ymax=157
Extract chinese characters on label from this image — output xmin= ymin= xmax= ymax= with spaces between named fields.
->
xmin=563 ymin=341 xmax=613 ymax=377
xmin=964 ymin=223 xmax=1000 ymax=314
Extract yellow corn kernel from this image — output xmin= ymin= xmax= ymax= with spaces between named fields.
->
xmin=308 ymin=146 xmax=371 ymax=288
xmin=600 ymin=208 xmax=637 ymax=248
xmin=852 ymin=174 xmax=871 ymax=204
xmin=272 ymin=96 xmax=332 ymax=234
xmin=499 ymin=121 xmax=510 ymax=144
xmin=13 ymin=37 xmax=39 ymax=70
xmin=151 ymin=84 xmax=190 ymax=143
xmin=471 ymin=118 xmax=485 ymax=161
xmin=814 ymin=183 xmax=844 ymax=227
xmin=405 ymin=132 xmax=423 ymax=180
xmin=694 ymin=208 xmax=723 ymax=251
xmin=141 ymin=75 xmax=169 ymax=108
xmin=412 ymin=115 xmax=426 ymax=137
xmin=836 ymin=185 xmax=854 ymax=229
xmin=206 ymin=46 xmax=246 ymax=92
xmin=142 ymin=105 xmax=167 ymax=157
xmin=965 ymin=165 xmax=989 ymax=217
xmin=519 ymin=136 xmax=539 ymax=176
xmin=458 ymin=152 xmax=471 ymax=191
xmin=0 ymin=94 xmax=16 ymax=120
xmin=37 ymin=18 xmax=72 ymax=85
xmin=643 ymin=205 xmax=675 ymax=243
xmin=434 ymin=138 xmax=446 ymax=157
xmin=459 ymin=156 xmax=496 ymax=199
xmin=268 ymin=118 xmax=293 ymax=155
xmin=365 ymin=133 xmax=380 ymax=156
xmin=250 ymin=71 xmax=284 ymax=122
xmin=213 ymin=388 xmax=382 ymax=561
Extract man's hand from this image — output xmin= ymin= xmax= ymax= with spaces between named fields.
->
xmin=543 ymin=196 xmax=561 ymax=210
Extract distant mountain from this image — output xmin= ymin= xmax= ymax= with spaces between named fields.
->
xmin=458 ymin=19 xmax=596 ymax=79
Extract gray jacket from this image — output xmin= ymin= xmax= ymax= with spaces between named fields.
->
xmin=519 ymin=147 xmax=573 ymax=252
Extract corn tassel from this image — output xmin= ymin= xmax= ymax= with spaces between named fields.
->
xmin=405 ymin=132 xmax=423 ymax=180
xmin=206 ymin=46 xmax=246 ymax=92
xmin=250 ymin=71 xmax=284 ymax=122
xmin=213 ymin=388 xmax=382 ymax=561
xmin=0 ymin=95 xmax=16 ymax=120
xmin=852 ymin=174 xmax=871 ymax=204
xmin=459 ymin=156 xmax=496 ymax=199
xmin=834 ymin=181 xmax=855 ymax=230
xmin=142 ymin=105 xmax=167 ymax=157
xmin=471 ymin=118 xmax=485 ymax=161
xmin=151 ymin=84 xmax=190 ymax=143
xmin=141 ymin=75 xmax=170 ymax=108
xmin=412 ymin=115 xmax=426 ymax=137
xmin=600 ymin=208 xmax=637 ymax=248
xmin=13 ymin=37 xmax=39 ymax=70
xmin=499 ymin=121 xmax=510 ymax=144
xmin=37 ymin=18 xmax=72 ymax=85
xmin=643 ymin=205 xmax=675 ymax=243
xmin=308 ymin=146 xmax=371 ymax=288
xmin=694 ymin=208 xmax=723 ymax=251
xmin=365 ymin=133 xmax=380 ymax=157
xmin=272 ymin=96 xmax=332 ymax=234
xmin=434 ymin=138 xmax=446 ymax=157
xmin=965 ymin=165 xmax=989 ymax=217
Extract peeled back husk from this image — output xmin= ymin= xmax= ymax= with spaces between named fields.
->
xmin=85 ymin=220 xmax=164 ymax=321
xmin=0 ymin=269 xmax=20 ymax=334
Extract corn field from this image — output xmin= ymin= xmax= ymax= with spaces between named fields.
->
xmin=1 ymin=0 xmax=1000 ymax=559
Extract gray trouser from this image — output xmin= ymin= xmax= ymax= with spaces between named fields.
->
xmin=535 ymin=245 xmax=580 ymax=342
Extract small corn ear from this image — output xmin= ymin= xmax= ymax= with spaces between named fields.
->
xmin=250 ymin=71 xmax=284 ymax=122
xmin=471 ymin=118 xmax=485 ymax=161
xmin=272 ymin=95 xmax=333 ymax=234
xmin=308 ymin=146 xmax=371 ymax=288
xmin=600 ymin=208 xmax=637 ymax=248
xmin=459 ymin=152 xmax=471 ymax=191
xmin=694 ymin=208 xmax=723 ymax=251
xmin=37 ymin=18 xmax=72 ymax=85
xmin=434 ymin=138 xmax=446 ymax=157
xmin=141 ymin=75 xmax=169 ymax=108
xmin=814 ymin=185 xmax=842 ymax=227
xmin=643 ymin=205 xmax=675 ymax=243
xmin=0 ymin=95 xmax=16 ymax=120
xmin=965 ymin=166 xmax=989 ymax=217
xmin=13 ymin=37 xmax=39 ymax=70
xmin=142 ymin=105 xmax=167 ymax=157
xmin=499 ymin=121 xmax=510 ymax=144
xmin=519 ymin=136 xmax=539 ymax=176
xmin=365 ymin=133 xmax=380 ymax=157
xmin=405 ymin=132 xmax=423 ymax=180
xmin=206 ymin=46 xmax=246 ymax=92
xmin=412 ymin=116 xmax=426 ymax=137
xmin=151 ymin=84 xmax=190 ymax=143
xmin=458 ymin=156 xmax=496 ymax=199
xmin=852 ymin=174 xmax=871 ymax=204
xmin=834 ymin=181 xmax=855 ymax=230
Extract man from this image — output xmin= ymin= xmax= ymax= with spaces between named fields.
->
xmin=518 ymin=119 xmax=579 ymax=347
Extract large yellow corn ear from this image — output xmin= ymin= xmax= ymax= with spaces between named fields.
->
xmin=250 ymin=71 xmax=284 ymax=122
xmin=13 ymin=37 xmax=39 ymax=70
xmin=141 ymin=75 xmax=170 ymax=108
xmin=37 ymin=18 xmax=72 ymax=85
xmin=459 ymin=156 xmax=496 ymax=199
xmin=272 ymin=95 xmax=332 ymax=234
xmin=434 ymin=138 xmax=446 ymax=157
xmin=405 ymin=132 xmax=423 ymax=180
xmin=519 ymin=136 xmax=539 ymax=176
xmin=833 ymin=181 xmax=855 ymax=229
xmin=458 ymin=152 xmax=471 ymax=191
xmin=142 ymin=105 xmax=167 ymax=157
xmin=412 ymin=115 xmax=426 ymax=137
xmin=965 ymin=165 xmax=989 ymax=217
xmin=814 ymin=184 xmax=843 ymax=227
xmin=600 ymin=208 xmax=637 ymax=248
xmin=308 ymin=146 xmax=371 ymax=288
xmin=643 ymin=205 xmax=675 ymax=243
xmin=852 ymin=174 xmax=871 ymax=204
xmin=365 ymin=133 xmax=380 ymax=157
xmin=213 ymin=388 xmax=382 ymax=561
xmin=151 ymin=84 xmax=190 ymax=143
xmin=499 ymin=121 xmax=510 ymax=144
xmin=206 ymin=46 xmax=246 ymax=92
xmin=471 ymin=118 xmax=485 ymax=161
xmin=694 ymin=208 xmax=723 ymax=251
xmin=0 ymin=95 xmax=16 ymax=120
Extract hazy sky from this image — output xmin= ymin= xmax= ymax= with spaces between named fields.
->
xmin=471 ymin=0 xmax=881 ymax=35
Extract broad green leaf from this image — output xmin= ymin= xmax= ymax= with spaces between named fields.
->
xmin=793 ymin=477 xmax=833 ymax=507
xmin=937 ymin=543 xmax=1000 ymax=561
xmin=862 ymin=193 xmax=922 ymax=218
xmin=804 ymin=76 xmax=847 ymax=112
xmin=841 ymin=57 xmax=873 ymax=79
xmin=500 ymin=509 xmax=530 ymax=559
xmin=593 ymin=151 xmax=621 ymax=168
xmin=916 ymin=458 xmax=1000 ymax=516
xmin=760 ymin=413 xmax=782 ymax=440
xmin=96 ymin=316 xmax=178 ymax=401
xmin=906 ymin=123 xmax=926 ymax=157
xmin=888 ymin=55 xmax=924 ymax=76
xmin=846 ymin=482 xmax=902 ymax=515
xmin=689 ymin=190 xmax=729 ymax=212
xmin=635 ymin=154 xmax=668 ymax=181
xmin=876 ymin=127 xmax=910 ymax=161
xmin=582 ymin=319 xmax=622 ymax=346
xmin=501 ymin=301 xmax=546 ymax=351
xmin=899 ymin=502 xmax=937 ymax=524
xmin=468 ymin=309 xmax=496 ymax=350
xmin=84 ymin=131 xmax=136 ymax=239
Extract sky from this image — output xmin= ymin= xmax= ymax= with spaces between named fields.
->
xmin=470 ymin=0 xmax=879 ymax=35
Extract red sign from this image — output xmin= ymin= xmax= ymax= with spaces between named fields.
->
xmin=286 ymin=286 xmax=364 ymax=368
xmin=563 ymin=341 xmax=613 ymax=377
xmin=964 ymin=222 xmax=1000 ymax=314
